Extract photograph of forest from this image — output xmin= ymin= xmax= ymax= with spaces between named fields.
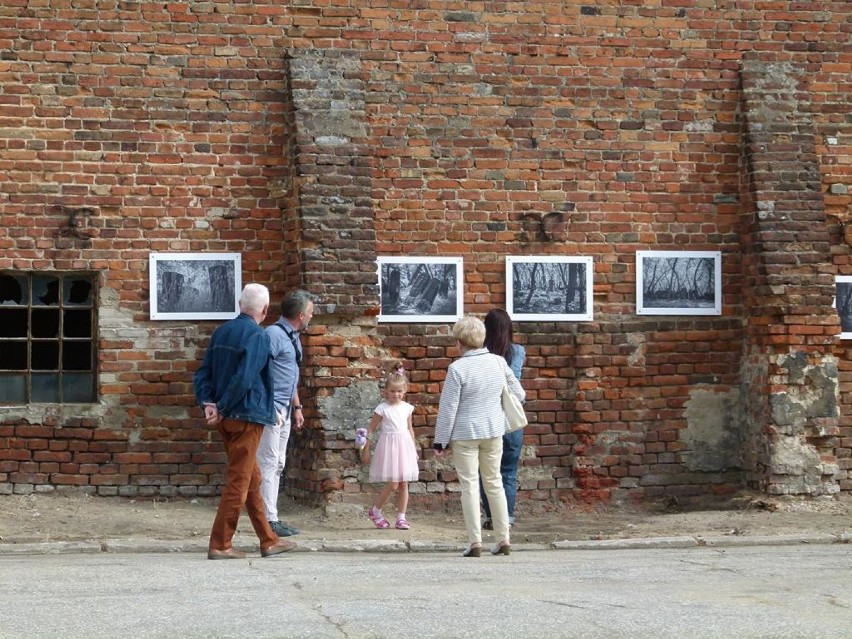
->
xmin=506 ymin=256 xmax=593 ymax=321
xmin=150 ymin=253 xmax=240 ymax=320
xmin=636 ymin=251 xmax=721 ymax=315
xmin=835 ymin=276 xmax=852 ymax=338
xmin=378 ymin=257 xmax=463 ymax=322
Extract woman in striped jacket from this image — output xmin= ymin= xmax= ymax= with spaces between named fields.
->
xmin=434 ymin=315 xmax=526 ymax=557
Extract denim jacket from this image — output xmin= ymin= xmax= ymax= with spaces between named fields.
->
xmin=193 ymin=313 xmax=276 ymax=426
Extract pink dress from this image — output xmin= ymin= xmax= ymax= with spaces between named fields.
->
xmin=369 ymin=401 xmax=419 ymax=482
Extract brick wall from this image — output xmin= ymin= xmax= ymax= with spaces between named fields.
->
xmin=740 ymin=59 xmax=841 ymax=496
xmin=1 ymin=1 xmax=850 ymax=506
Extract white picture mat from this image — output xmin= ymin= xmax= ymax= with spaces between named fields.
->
xmin=636 ymin=250 xmax=722 ymax=316
xmin=149 ymin=253 xmax=241 ymax=320
xmin=835 ymin=276 xmax=852 ymax=339
xmin=506 ymin=256 xmax=594 ymax=321
xmin=377 ymin=256 xmax=464 ymax=323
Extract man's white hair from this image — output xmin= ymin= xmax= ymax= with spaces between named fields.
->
xmin=239 ymin=283 xmax=270 ymax=312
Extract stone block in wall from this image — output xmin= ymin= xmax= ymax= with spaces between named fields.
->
xmin=288 ymin=48 xmax=378 ymax=317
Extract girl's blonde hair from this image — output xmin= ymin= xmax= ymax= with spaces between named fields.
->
xmin=384 ymin=360 xmax=408 ymax=390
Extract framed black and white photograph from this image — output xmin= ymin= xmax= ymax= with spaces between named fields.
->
xmin=149 ymin=253 xmax=241 ymax=320
xmin=636 ymin=251 xmax=722 ymax=316
xmin=835 ymin=276 xmax=852 ymax=339
xmin=506 ymin=256 xmax=593 ymax=322
xmin=377 ymin=256 xmax=463 ymax=323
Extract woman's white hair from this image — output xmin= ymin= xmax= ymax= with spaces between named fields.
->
xmin=239 ymin=283 xmax=270 ymax=312
xmin=452 ymin=315 xmax=485 ymax=349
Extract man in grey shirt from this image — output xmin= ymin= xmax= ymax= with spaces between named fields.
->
xmin=257 ymin=289 xmax=314 ymax=537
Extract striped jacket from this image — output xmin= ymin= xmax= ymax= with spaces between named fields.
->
xmin=434 ymin=348 xmax=526 ymax=446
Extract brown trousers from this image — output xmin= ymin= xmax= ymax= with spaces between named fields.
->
xmin=208 ymin=418 xmax=278 ymax=552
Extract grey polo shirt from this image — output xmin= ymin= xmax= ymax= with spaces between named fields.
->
xmin=265 ymin=317 xmax=302 ymax=414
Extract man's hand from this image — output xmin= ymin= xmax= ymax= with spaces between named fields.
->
xmin=293 ymin=408 xmax=305 ymax=431
xmin=202 ymin=402 xmax=222 ymax=426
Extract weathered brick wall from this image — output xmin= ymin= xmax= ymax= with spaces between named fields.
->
xmin=740 ymin=60 xmax=841 ymax=496
xmin=0 ymin=0 xmax=302 ymax=496
xmin=1 ymin=1 xmax=850 ymax=507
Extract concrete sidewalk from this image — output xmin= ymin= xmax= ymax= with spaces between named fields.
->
xmin=2 ymin=492 xmax=850 ymax=557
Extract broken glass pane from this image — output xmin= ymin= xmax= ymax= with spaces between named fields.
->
xmin=31 ymin=276 xmax=60 ymax=306
xmin=0 ymin=341 xmax=26 ymax=370
xmin=64 ymin=277 xmax=93 ymax=306
xmin=32 ymin=309 xmax=60 ymax=338
xmin=63 ymin=341 xmax=91 ymax=371
xmin=0 ymin=273 xmax=27 ymax=306
xmin=32 ymin=341 xmax=59 ymax=370
xmin=0 ymin=309 xmax=27 ymax=337
xmin=63 ymin=309 xmax=91 ymax=338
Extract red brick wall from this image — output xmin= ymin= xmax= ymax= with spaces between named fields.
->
xmin=1 ymin=1 xmax=850 ymax=504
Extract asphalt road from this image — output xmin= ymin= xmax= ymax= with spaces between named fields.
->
xmin=2 ymin=545 xmax=850 ymax=639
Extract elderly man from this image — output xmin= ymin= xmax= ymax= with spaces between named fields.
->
xmin=193 ymin=283 xmax=297 ymax=560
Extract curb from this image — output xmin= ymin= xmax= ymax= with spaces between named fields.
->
xmin=1 ymin=533 xmax=847 ymax=556
xmin=552 ymin=533 xmax=848 ymax=551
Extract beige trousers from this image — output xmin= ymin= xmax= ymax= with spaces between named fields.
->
xmin=452 ymin=437 xmax=510 ymax=546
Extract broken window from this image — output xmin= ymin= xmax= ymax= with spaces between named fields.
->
xmin=0 ymin=272 xmax=97 ymax=404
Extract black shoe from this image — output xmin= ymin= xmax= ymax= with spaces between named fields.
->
xmin=269 ymin=521 xmax=299 ymax=537
xmin=482 ymin=518 xmax=493 ymax=531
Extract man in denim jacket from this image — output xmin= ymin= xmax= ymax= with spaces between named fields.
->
xmin=193 ymin=283 xmax=296 ymax=560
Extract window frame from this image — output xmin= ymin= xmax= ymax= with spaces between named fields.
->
xmin=0 ymin=270 xmax=98 ymax=405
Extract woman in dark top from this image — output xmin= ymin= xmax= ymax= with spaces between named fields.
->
xmin=480 ymin=308 xmax=526 ymax=530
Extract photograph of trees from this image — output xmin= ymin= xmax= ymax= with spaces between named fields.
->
xmin=378 ymin=257 xmax=463 ymax=322
xmin=150 ymin=253 xmax=240 ymax=320
xmin=637 ymin=251 xmax=721 ymax=315
xmin=835 ymin=277 xmax=852 ymax=338
xmin=507 ymin=256 xmax=593 ymax=321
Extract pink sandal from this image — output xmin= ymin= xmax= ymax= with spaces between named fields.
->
xmin=368 ymin=506 xmax=389 ymax=529
xmin=395 ymin=516 xmax=410 ymax=530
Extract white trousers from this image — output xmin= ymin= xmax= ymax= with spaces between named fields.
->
xmin=453 ymin=437 xmax=510 ymax=546
xmin=256 ymin=411 xmax=291 ymax=522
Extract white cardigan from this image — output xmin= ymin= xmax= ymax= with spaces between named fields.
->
xmin=434 ymin=348 xmax=526 ymax=446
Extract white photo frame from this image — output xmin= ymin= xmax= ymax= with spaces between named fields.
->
xmin=636 ymin=250 xmax=722 ymax=316
xmin=149 ymin=253 xmax=241 ymax=320
xmin=506 ymin=256 xmax=593 ymax=322
xmin=377 ymin=256 xmax=463 ymax=323
xmin=835 ymin=276 xmax=852 ymax=339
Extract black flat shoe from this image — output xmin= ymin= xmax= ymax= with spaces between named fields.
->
xmin=462 ymin=545 xmax=482 ymax=557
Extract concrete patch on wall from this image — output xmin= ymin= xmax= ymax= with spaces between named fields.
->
xmin=764 ymin=353 xmax=840 ymax=495
xmin=518 ymin=445 xmax=560 ymax=489
xmin=626 ymin=333 xmax=646 ymax=366
xmin=316 ymin=379 xmax=381 ymax=434
xmin=767 ymin=435 xmax=839 ymax=496
xmin=682 ymin=388 xmax=742 ymax=472
xmin=769 ymin=353 xmax=838 ymax=435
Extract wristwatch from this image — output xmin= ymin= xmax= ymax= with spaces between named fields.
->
xmin=292 ymin=405 xmax=302 ymax=411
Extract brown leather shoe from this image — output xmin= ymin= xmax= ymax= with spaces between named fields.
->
xmin=207 ymin=547 xmax=246 ymax=560
xmin=260 ymin=538 xmax=297 ymax=557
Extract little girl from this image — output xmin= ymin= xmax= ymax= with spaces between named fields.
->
xmin=364 ymin=361 xmax=419 ymax=530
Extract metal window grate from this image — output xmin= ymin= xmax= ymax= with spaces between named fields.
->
xmin=0 ymin=271 xmax=97 ymax=404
